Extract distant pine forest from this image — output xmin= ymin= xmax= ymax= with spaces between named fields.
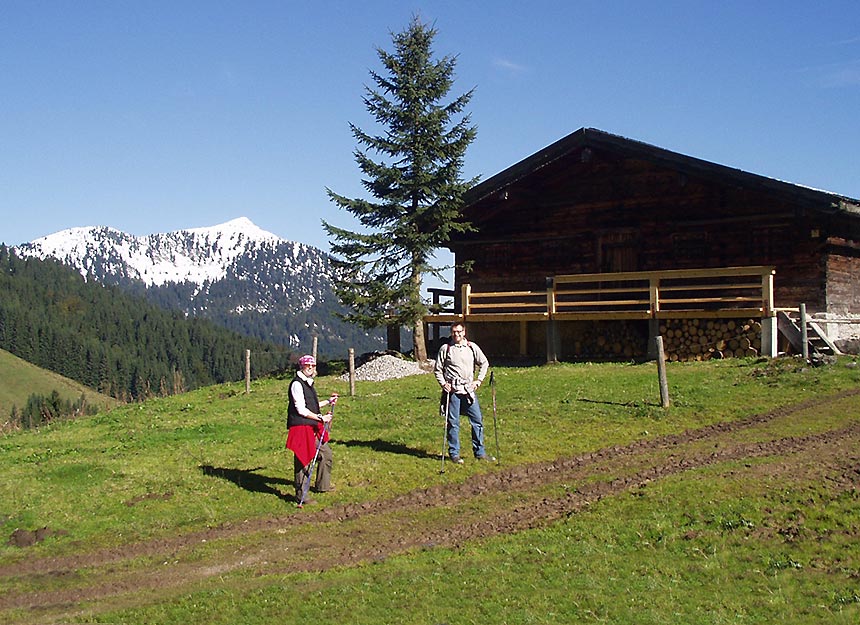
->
xmin=0 ymin=246 xmax=294 ymax=402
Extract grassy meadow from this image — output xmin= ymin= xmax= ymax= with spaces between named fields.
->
xmin=0 ymin=348 xmax=118 ymax=426
xmin=1 ymin=356 xmax=859 ymax=624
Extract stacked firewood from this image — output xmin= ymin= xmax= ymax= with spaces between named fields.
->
xmin=570 ymin=321 xmax=648 ymax=360
xmin=659 ymin=318 xmax=761 ymax=361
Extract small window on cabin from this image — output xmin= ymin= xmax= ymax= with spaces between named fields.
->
xmin=671 ymin=232 xmax=709 ymax=264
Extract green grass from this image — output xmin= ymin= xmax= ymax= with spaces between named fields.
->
xmin=0 ymin=348 xmax=118 ymax=425
xmin=96 ymin=455 xmax=860 ymax=625
xmin=1 ymin=356 xmax=859 ymax=623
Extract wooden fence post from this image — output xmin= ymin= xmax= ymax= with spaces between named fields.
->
xmin=800 ymin=303 xmax=809 ymax=361
xmin=546 ymin=277 xmax=558 ymax=363
xmin=655 ymin=337 xmax=670 ymax=408
xmin=461 ymin=283 xmax=472 ymax=316
xmin=348 ymin=348 xmax=356 ymax=397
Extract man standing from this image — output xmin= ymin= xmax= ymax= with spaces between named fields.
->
xmin=434 ymin=322 xmax=494 ymax=463
xmin=286 ymin=355 xmax=337 ymax=505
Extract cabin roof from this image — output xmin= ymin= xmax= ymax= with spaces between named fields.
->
xmin=463 ymin=128 xmax=860 ymax=217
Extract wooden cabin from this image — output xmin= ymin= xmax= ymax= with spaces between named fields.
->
xmin=425 ymin=128 xmax=860 ymax=361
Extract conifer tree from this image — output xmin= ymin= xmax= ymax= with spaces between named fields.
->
xmin=324 ymin=16 xmax=477 ymax=362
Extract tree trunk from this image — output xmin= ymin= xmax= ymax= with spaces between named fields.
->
xmin=413 ymin=318 xmax=427 ymax=362
xmin=411 ymin=267 xmax=428 ymax=362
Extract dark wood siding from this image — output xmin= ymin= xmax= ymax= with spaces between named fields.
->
xmin=453 ymin=141 xmax=852 ymax=313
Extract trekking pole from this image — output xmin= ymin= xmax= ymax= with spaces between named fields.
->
xmin=439 ymin=390 xmax=450 ymax=474
xmin=490 ymin=371 xmax=500 ymax=463
xmin=298 ymin=403 xmax=334 ymax=509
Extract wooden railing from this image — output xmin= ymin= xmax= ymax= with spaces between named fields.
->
xmin=425 ymin=266 xmax=775 ymax=323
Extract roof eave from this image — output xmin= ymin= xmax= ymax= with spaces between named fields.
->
xmin=462 ymin=128 xmax=860 ymax=213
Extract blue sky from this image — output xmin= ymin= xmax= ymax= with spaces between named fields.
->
xmin=3 ymin=1 xmax=859 ymax=274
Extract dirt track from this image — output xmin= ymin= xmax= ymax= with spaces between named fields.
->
xmin=2 ymin=390 xmax=859 ymax=623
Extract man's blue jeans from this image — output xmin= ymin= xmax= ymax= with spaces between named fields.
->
xmin=444 ymin=391 xmax=486 ymax=459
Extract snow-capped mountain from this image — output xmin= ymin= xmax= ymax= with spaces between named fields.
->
xmin=14 ymin=218 xmax=384 ymax=356
xmin=22 ymin=217 xmax=288 ymax=288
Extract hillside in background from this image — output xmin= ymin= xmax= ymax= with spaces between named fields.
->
xmin=0 ymin=348 xmax=118 ymax=427
xmin=13 ymin=217 xmax=387 ymax=357
xmin=0 ymin=246 xmax=292 ymax=401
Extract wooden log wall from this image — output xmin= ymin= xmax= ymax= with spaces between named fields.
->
xmin=452 ymin=149 xmax=834 ymax=314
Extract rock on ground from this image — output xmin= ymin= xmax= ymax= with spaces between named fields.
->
xmin=342 ymin=354 xmax=431 ymax=382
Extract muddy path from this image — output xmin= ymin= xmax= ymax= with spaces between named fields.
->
xmin=2 ymin=390 xmax=859 ymax=622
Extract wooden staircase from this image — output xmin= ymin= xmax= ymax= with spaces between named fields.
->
xmin=776 ymin=310 xmax=841 ymax=357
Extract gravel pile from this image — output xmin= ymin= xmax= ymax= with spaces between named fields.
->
xmin=342 ymin=354 xmax=431 ymax=382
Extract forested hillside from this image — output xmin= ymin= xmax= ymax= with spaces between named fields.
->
xmin=0 ymin=246 xmax=292 ymax=401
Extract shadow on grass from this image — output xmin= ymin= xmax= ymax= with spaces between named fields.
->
xmin=200 ymin=465 xmax=295 ymax=503
xmin=577 ymin=398 xmax=658 ymax=407
xmin=337 ymin=438 xmax=437 ymax=459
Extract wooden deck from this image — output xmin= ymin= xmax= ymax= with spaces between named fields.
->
xmin=425 ymin=266 xmax=776 ymax=324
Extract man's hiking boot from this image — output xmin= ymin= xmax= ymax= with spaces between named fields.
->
xmin=450 ymin=455 xmax=464 ymax=464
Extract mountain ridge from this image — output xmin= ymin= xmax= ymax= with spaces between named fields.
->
xmin=14 ymin=218 xmax=385 ymax=356
xmin=22 ymin=217 xmax=289 ymax=287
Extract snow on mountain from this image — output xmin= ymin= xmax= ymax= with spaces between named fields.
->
xmin=19 ymin=217 xmax=290 ymax=287
xmin=13 ymin=217 xmax=385 ymax=355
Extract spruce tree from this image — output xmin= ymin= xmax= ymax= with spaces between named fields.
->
xmin=324 ymin=15 xmax=477 ymax=362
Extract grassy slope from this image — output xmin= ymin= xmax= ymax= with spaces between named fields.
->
xmin=0 ymin=348 xmax=118 ymax=423
xmin=1 ymin=357 xmax=859 ymax=624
